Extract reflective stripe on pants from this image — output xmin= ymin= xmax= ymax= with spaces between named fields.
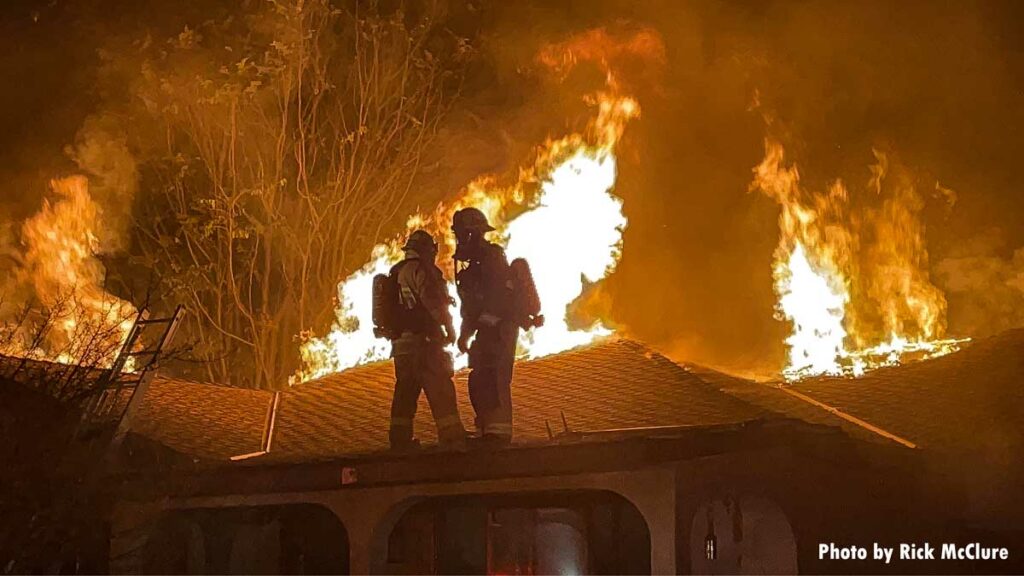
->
xmin=391 ymin=343 xmax=466 ymax=448
xmin=468 ymin=329 xmax=515 ymax=440
xmin=483 ymin=421 xmax=512 ymax=437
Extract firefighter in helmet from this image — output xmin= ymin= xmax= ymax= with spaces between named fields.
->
xmin=452 ymin=208 xmax=517 ymax=446
xmin=389 ymin=229 xmax=466 ymax=450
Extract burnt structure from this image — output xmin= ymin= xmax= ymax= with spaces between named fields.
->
xmin=106 ymin=334 xmax=1024 ymax=574
xmin=4 ymin=333 xmax=1023 ymax=573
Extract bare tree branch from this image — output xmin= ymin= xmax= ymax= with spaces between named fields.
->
xmin=130 ymin=1 xmax=470 ymax=388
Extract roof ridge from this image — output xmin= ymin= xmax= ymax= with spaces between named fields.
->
xmin=293 ymin=335 xmax=640 ymax=387
xmin=606 ymin=338 xmax=744 ymax=389
xmin=290 ymin=358 xmax=393 ymax=388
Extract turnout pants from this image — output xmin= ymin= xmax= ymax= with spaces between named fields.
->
xmin=468 ymin=325 xmax=518 ymax=441
xmin=391 ymin=339 xmax=466 ymax=449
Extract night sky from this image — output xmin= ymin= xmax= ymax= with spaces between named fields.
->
xmin=2 ymin=0 xmax=1023 ymax=378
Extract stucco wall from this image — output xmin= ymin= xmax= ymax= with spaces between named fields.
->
xmin=113 ymin=464 xmax=678 ymax=574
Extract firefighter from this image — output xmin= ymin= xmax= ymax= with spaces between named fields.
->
xmin=389 ymin=229 xmax=467 ymax=451
xmin=452 ymin=207 xmax=518 ymax=447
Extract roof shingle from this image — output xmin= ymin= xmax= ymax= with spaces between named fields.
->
xmin=133 ymin=338 xmax=767 ymax=463
xmin=706 ymin=329 xmax=1024 ymax=458
xmin=129 ymin=329 xmax=1024 ymax=468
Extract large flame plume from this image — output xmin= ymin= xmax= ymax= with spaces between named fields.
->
xmin=1 ymin=176 xmax=137 ymax=368
xmin=296 ymin=93 xmax=637 ymax=382
xmin=752 ymin=138 xmax=967 ymax=380
xmin=294 ymin=28 xmax=662 ymax=383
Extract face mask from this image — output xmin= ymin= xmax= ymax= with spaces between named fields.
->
xmin=453 ymin=230 xmax=479 ymax=261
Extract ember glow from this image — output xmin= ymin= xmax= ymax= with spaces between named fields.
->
xmin=752 ymin=139 xmax=967 ymax=381
xmin=295 ymin=93 xmax=637 ymax=383
xmin=2 ymin=176 xmax=138 ymax=368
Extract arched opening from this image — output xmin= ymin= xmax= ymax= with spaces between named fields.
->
xmin=143 ymin=503 xmax=349 ymax=574
xmin=689 ymin=495 xmax=797 ymax=575
xmin=379 ymin=490 xmax=651 ymax=575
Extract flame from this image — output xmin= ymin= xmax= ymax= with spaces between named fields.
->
xmin=775 ymin=242 xmax=850 ymax=379
xmin=295 ymin=94 xmax=637 ymax=383
xmin=752 ymin=138 xmax=967 ymax=380
xmin=3 ymin=176 xmax=138 ymax=368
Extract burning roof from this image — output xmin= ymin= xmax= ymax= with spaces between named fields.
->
xmin=0 ymin=17 xmax=998 ymax=388
xmin=124 ymin=329 xmax=1024 ymax=467
xmin=129 ymin=338 xmax=766 ymax=463
xmin=294 ymin=92 xmax=639 ymax=382
xmin=751 ymin=137 xmax=968 ymax=380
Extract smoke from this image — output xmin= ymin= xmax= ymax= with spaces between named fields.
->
xmin=255 ymin=0 xmax=1024 ymax=375
xmin=0 ymin=36 xmax=139 ymax=359
xmin=66 ymin=116 xmax=139 ymax=253
xmin=0 ymin=2 xmax=141 ymax=320
xmin=416 ymin=22 xmax=666 ymax=215
xmin=0 ymin=117 xmax=138 ymax=317
xmin=579 ymin=0 xmax=1024 ymax=375
xmin=2 ymin=0 xmax=1024 ymax=378
xmin=936 ymin=231 xmax=1024 ymax=337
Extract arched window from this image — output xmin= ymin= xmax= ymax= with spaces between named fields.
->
xmin=143 ymin=503 xmax=349 ymax=574
xmin=689 ymin=496 xmax=797 ymax=575
xmin=382 ymin=490 xmax=650 ymax=575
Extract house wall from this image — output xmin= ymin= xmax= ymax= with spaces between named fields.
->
xmin=673 ymin=445 xmax=964 ymax=575
xmin=114 ymin=444 xmax=928 ymax=574
xmin=675 ymin=447 xmax=805 ymax=574
xmin=112 ymin=465 xmax=678 ymax=574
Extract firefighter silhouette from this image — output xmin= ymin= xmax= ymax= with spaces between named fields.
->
xmin=452 ymin=207 xmax=520 ymax=446
xmin=379 ymin=230 xmax=466 ymax=450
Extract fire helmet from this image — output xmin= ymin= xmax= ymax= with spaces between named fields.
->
xmin=451 ymin=207 xmax=495 ymax=233
xmin=402 ymin=229 xmax=438 ymax=254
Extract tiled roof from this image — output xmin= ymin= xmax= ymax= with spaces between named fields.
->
xmin=705 ymin=329 xmax=1024 ymax=458
xmin=788 ymin=330 xmax=1024 ymax=458
xmin=734 ymin=329 xmax=1024 ymax=527
xmin=131 ymin=339 xmax=768 ymax=463
xmin=128 ymin=329 xmax=1024 ymax=466
xmin=131 ymin=378 xmax=273 ymax=461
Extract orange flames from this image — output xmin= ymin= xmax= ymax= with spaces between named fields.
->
xmin=2 ymin=176 xmax=137 ymax=368
xmin=752 ymin=138 xmax=967 ymax=380
xmin=294 ymin=29 xmax=659 ymax=383
xmin=295 ymin=93 xmax=638 ymax=382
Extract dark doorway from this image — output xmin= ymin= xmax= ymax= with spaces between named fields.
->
xmin=143 ymin=503 xmax=349 ymax=574
xmin=385 ymin=490 xmax=651 ymax=575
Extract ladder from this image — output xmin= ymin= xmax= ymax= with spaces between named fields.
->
xmin=77 ymin=305 xmax=184 ymax=445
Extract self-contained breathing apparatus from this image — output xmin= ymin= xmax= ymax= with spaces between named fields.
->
xmin=451 ymin=207 xmax=544 ymax=331
xmin=372 ymin=230 xmax=441 ymax=340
